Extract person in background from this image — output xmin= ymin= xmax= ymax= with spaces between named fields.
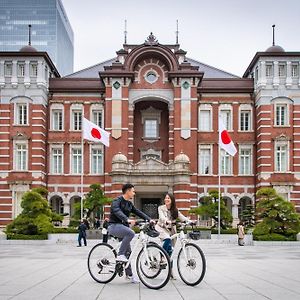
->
xmin=237 ymin=221 xmax=245 ymax=246
xmin=77 ymin=219 xmax=87 ymax=247
xmin=102 ymin=217 xmax=109 ymax=243
xmin=83 ymin=218 xmax=90 ymax=230
xmin=94 ymin=217 xmax=100 ymax=229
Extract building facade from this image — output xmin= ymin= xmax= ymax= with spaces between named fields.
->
xmin=0 ymin=34 xmax=300 ymax=227
xmin=0 ymin=0 xmax=74 ymax=76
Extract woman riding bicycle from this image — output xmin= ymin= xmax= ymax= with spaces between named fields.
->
xmin=155 ymin=193 xmax=192 ymax=257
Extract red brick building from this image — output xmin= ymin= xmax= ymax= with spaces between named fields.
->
xmin=1 ymin=34 xmax=300 ymax=227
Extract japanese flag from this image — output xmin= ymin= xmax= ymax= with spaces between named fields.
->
xmin=219 ymin=117 xmax=237 ymax=156
xmin=82 ymin=117 xmax=110 ymax=147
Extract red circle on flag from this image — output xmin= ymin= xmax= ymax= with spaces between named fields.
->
xmin=221 ymin=130 xmax=231 ymax=144
xmin=91 ymin=128 xmax=101 ymax=140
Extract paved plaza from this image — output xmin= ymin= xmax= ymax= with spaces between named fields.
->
xmin=0 ymin=241 xmax=300 ymax=300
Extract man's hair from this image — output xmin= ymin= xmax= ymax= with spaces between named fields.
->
xmin=122 ymin=183 xmax=134 ymax=194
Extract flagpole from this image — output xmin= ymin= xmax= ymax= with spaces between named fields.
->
xmin=80 ymin=133 xmax=84 ymax=220
xmin=218 ymin=143 xmax=221 ymax=239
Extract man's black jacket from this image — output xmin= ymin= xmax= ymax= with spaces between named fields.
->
xmin=109 ymin=196 xmax=151 ymax=225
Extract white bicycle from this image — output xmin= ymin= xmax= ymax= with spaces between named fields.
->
xmin=168 ymin=222 xmax=206 ymax=286
xmin=87 ymin=222 xmax=171 ymax=289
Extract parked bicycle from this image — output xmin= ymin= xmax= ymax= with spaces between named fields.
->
xmin=168 ymin=221 xmax=206 ymax=286
xmin=87 ymin=222 xmax=171 ymax=289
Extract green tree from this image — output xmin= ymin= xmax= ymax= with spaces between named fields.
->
xmin=73 ymin=184 xmax=111 ymax=222
xmin=253 ymin=187 xmax=300 ymax=239
xmin=6 ymin=190 xmax=54 ymax=235
xmin=190 ymin=190 xmax=233 ymax=229
xmin=240 ymin=204 xmax=255 ymax=228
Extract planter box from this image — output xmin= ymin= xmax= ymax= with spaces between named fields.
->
xmin=199 ymin=230 xmax=211 ymax=239
xmin=48 ymin=233 xmax=77 ymax=243
xmin=86 ymin=229 xmax=102 ymax=240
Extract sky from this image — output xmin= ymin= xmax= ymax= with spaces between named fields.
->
xmin=61 ymin=0 xmax=300 ymax=77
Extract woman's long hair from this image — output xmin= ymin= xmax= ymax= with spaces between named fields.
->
xmin=166 ymin=193 xmax=178 ymax=220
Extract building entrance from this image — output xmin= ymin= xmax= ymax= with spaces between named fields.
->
xmin=141 ymin=198 xmax=161 ymax=219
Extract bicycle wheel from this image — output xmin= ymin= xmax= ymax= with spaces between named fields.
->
xmin=177 ymin=242 xmax=206 ymax=286
xmin=136 ymin=243 xmax=171 ymax=289
xmin=87 ymin=243 xmax=117 ymax=284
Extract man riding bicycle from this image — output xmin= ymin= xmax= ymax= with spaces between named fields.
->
xmin=107 ymin=183 xmax=153 ymax=282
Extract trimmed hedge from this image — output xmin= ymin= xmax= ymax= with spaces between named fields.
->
xmin=7 ymin=233 xmax=48 ymax=240
xmin=51 ymin=227 xmax=78 ymax=234
xmin=253 ymin=233 xmax=296 ymax=241
xmin=211 ymin=228 xmax=238 ymax=234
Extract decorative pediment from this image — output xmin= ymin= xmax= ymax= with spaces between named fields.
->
xmin=144 ymin=32 xmax=159 ymax=46
xmin=134 ymin=157 xmax=169 ymax=171
xmin=12 ymin=132 xmax=30 ymax=140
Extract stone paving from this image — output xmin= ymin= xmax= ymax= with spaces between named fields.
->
xmin=0 ymin=241 xmax=300 ymax=300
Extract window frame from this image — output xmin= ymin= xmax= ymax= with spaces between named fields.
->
xmin=198 ymin=105 xmax=212 ymax=132
xmin=275 ymin=103 xmax=288 ymax=126
xmin=90 ymin=145 xmax=104 ymax=175
xmin=14 ymin=141 xmax=28 ymax=171
xmin=275 ymin=141 xmax=289 ymax=173
xmin=198 ymin=144 xmax=213 ymax=175
xmin=70 ymin=145 xmax=82 ymax=174
xmin=51 ymin=146 xmax=64 ymax=174
xmin=238 ymin=145 xmax=252 ymax=175
xmin=15 ymin=103 xmax=28 ymax=125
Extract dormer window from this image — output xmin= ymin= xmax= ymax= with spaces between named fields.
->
xmin=278 ymin=63 xmax=286 ymax=77
xmin=292 ymin=64 xmax=299 ymax=77
xmin=266 ymin=64 xmax=273 ymax=77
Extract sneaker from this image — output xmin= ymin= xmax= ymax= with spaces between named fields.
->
xmin=126 ymin=275 xmax=140 ymax=284
xmin=116 ymin=255 xmax=128 ymax=262
xmin=160 ymin=257 xmax=167 ymax=269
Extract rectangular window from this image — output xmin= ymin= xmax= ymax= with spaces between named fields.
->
xmin=144 ymin=119 xmax=158 ymax=138
xmin=91 ymin=148 xmax=103 ymax=174
xmin=276 ymin=144 xmax=288 ymax=172
xmin=71 ymin=148 xmax=82 ymax=174
xmin=16 ymin=103 xmax=28 ymax=125
xmin=266 ymin=64 xmax=273 ymax=77
xmin=30 ymin=63 xmax=38 ymax=77
xmin=220 ymin=110 xmax=232 ymax=130
xmin=292 ymin=64 xmax=299 ymax=77
xmin=52 ymin=148 xmax=63 ymax=174
xmin=15 ymin=144 xmax=27 ymax=171
xmin=52 ymin=110 xmax=63 ymax=131
xmin=278 ymin=64 xmax=286 ymax=77
xmin=275 ymin=104 xmax=288 ymax=126
xmin=4 ymin=62 xmax=12 ymax=76
xmin=221 ymin=150 xmax=231 ymax=175
xmin=240 ymin=110 xmax=251 ymax=131
xmin=199 ymin=147 xmax=211 ymax=175
xmin=199 ymin=110 xmax=211 ymax=131
xmin=17 ymin=63 xmax=25 ymax=77
xmin=92 ymin=110 xmax=103 ymax=127
xmin=239 ymin=148 xmax=251 ymax=175
xmin=72 ymin=110 xmax=82 ymax=131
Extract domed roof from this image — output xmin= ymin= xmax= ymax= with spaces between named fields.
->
xmin=265 ymin=45 xmax=285 ymax=53
xmin=112 ymin=152 xmax=128 ymax=163
xmin=174 ymin=152 xmax=190 ymax=163
xmin=19 ymin=45 xmax=37 ymax=52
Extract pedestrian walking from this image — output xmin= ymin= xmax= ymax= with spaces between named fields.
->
xmin=77 ymin=219 xmax=87 ymax=247
xmin=102 ymin=217 xmax=109 ymax=243
xmin=237 ymin=221 xmax=245 ymax=246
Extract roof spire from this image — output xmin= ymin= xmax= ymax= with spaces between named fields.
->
xmin=272 ymin=24 xmax=275 ymax=46
xmin=176 ymin=20 xmax=179 ymax=44
xmin=28 ymin=24 xmax=32 ymax=46
xmin=124 ymin=20 xmax=127 ymax=44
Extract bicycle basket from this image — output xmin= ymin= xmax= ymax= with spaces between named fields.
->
xmin=188 ymin=231 xmax=201 ymax=240
xmin=143 ymin=224 xmax=160 ymax=238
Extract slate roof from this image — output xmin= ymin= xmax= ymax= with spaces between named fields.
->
xmin=65 ymin=57 xmax=239 ymax=79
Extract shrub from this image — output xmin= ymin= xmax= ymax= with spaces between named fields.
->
xmin=7 ymin=233 xmax=48 ymax=240
xmin=253 ymin=233 xmax=296 ymax=241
